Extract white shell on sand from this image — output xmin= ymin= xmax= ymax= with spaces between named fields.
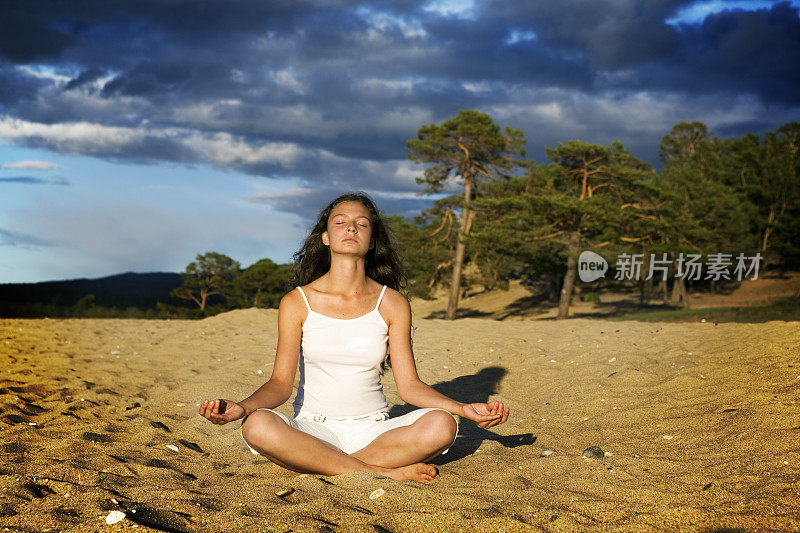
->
xmin=369 ymin=488 xmax=386 ymax=500
xmin=166 ymin=444 xmax=179 ymax=452
xmin=105 ymin=510 xmax=125 ymax=525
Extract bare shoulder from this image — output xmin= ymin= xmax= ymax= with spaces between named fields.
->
xmin=379 ymin=287 xmax=411 ymax=325
xmin=381 ymin=286 xmax=409 ymax=307
xmin=278 ymin=288 xmax=307 ymax=324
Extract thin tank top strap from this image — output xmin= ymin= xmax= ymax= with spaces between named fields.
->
xmin=375 ymin=285 xmax=387 ymax=309
xmin=296 ymin=286 xmax=312 ymax=312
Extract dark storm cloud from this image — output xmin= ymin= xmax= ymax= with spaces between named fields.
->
xmin=0 ymin=0 xmax=798 ymax=212
xmin=481 ymin=0 xmax=686 ymax=69
xmin=0 ymin=6 xmax=76 ymax=62
xmin=676 ymin=3 xmax=800 ymax=103
xmin=0 ymin=64 xmax=49 ymax=108
xmin=65 ymin=68 xmax=106 ymax=91
xmin=480 ymin=0 xmax=799 ymax=102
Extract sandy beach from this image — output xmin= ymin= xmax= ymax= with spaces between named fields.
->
xmin=2 ymin=305 xmax=799 ymax=532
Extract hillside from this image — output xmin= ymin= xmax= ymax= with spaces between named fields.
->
xmin=0 ymin=272 xmax=183 ymax=312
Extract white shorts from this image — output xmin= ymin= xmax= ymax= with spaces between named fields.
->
xmin=241 ymin=407 xmax=458 ymax=455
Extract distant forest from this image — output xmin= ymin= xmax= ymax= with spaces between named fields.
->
xmin=0 ymin=273 xmax=186 ymax=318
xmin=2 ymin=113 xmax=797 ymax=320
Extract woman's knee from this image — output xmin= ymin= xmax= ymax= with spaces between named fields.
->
xmin=416 ymin=410 xmax=458 ymax=449
xmin=241 ymin=410 xmax=287 ymax=448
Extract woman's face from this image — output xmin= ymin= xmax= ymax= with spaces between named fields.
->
xmin=322 ymin=201 xmax=373 ymax=255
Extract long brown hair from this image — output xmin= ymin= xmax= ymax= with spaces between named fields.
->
xmin=292 ymin=192 xmax=407 ymax=293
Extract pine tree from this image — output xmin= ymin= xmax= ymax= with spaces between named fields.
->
xmin=406 ymin=110 xmax=526 ymax=319
xmin=232 ymin=258 xmax=290 ymax=308
xmin=171 ymin=252 xmax=240 ymax=310
xmin=543 ymin=140 xmax=657 ymax=317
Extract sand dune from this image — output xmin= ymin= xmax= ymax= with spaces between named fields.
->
xmin=1 ymin=309 xmax=799 ymax=531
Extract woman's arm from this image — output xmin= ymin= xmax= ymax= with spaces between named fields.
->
xmin=383 ymin=290 xmax=508 ymax=428
xmin=199 ymin=290 xmax=304 ymax=423
xmin=237 ymin=290 xmax=304 ymax=415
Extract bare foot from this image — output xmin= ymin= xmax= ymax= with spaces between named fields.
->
xmin=384 ymin=463 xmax=438 ymax=483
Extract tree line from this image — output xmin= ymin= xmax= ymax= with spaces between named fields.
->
xmin=173 ymin=112 xmax=798 ymax=319
xmin=171 ymin=254 xmax=290 ymax=312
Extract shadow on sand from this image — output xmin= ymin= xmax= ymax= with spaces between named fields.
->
xmin=422 ymin=309 xmax=495 ymax=319
xmin=424 ymin=294 xmax=685 ymax=321
xmin=388 ymin=366 xmax=535 ymax=465
xmin=536 ymin=299 xmax=678 ymax=320
xmin=420 ymin=275 xmax=757 ymax=321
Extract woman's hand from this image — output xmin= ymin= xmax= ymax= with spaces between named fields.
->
xmin=198 ymin=398 xmax=245 ymax=425
xmin=461 ymin=401 xmax=509 ymax=429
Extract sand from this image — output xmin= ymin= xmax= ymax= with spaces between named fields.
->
xmin=1 ymin=307 xmax=799 ymax=532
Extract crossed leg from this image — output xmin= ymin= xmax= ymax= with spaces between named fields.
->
xmin=351 ymin=409 xmax=458 ymax=467
xmin=241 ymin=409 xmax=457 ymax=483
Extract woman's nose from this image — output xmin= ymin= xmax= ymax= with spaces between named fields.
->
xmin=347 ymin=222 xmax=357 ymax=232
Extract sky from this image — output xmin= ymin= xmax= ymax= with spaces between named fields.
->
xmin=1 ymin=0 xmax=799 ymax=283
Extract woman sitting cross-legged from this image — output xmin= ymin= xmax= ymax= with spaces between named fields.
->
xmin=199 ymin=192 xmax=508 ymax=482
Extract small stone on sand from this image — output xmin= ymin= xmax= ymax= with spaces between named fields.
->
xmin=369 ymin=488 xmax=386 ymax=500
xmin=582 ymin=446 xmax=604 ymax=459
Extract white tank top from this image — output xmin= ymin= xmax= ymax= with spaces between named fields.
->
xmin=292 ymin=285 xmax=389 ymax=418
